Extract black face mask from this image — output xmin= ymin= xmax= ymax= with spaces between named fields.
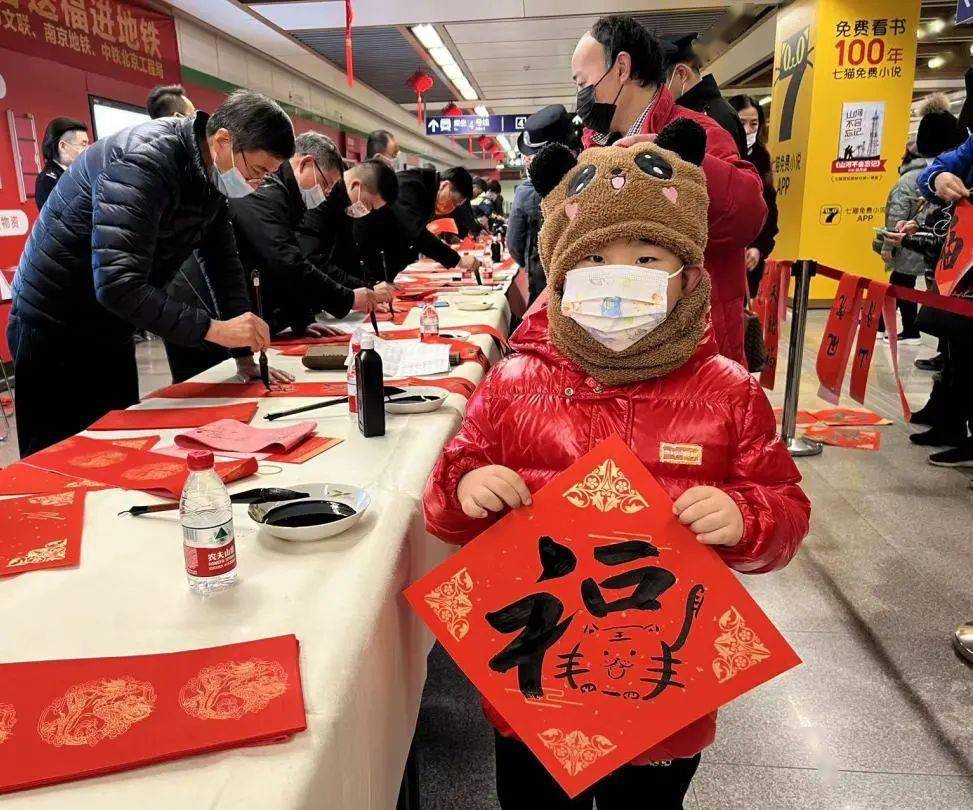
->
xmin=576 ymin=61 xmax=624 ymax=135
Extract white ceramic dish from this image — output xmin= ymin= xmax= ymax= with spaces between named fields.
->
xmin=457 ymin=299 xmax=495 ymax=312
xmin=461 ymin=286 xmax=493 ymax=296
xmin=248 ymin=483 xmax=369 ymax=542
xmin=385 ymin=386 xmax=448 ymax=414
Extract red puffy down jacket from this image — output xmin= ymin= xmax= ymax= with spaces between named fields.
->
xmin=423 ymin=306 xmax=810 ymax=763
xmin=582 ymin=86 xmax=767 ymax=365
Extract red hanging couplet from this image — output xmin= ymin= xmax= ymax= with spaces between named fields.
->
xmin=882 ymin=294 xmax=912 ymax=420
xmin=934 ymin=199 xmax=973 ymax=297
xmin=815 ymin=272 xmax=864 ymax=405
xmin=849 ymin=279 xmax=889 ymax=405
xmin=344 ymin=0 xmax=355 ymax=87
xmin=759 ymin=260 xmax=789 ymax=391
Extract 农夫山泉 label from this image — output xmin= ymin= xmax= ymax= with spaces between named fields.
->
xmin=183 ymin=521 xmax=236 ymax=577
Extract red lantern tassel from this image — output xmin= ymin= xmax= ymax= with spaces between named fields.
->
xmin=345 ymin=0 xmax=354 ymax=87
xmin=417 ymin=93 xmax=423 ymax=125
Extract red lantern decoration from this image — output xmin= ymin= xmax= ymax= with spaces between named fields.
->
xmin=407 ymin=70 xmax=435 ymax=125
xmin=477 ymin=134 xmax=492 ymax=158
xmin=442 ymin=102 xmax=462 ymax=117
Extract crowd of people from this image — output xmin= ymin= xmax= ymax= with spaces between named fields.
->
xmin=875 ymin=68 xmax=973 ymax=469
xmin=12 ymin=12 xmax=973 ymax=807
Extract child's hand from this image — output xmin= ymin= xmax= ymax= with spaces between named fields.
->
xmin=457 ymin=465 xmax=532 ymax=519
xmin=673 ymin=486 xmax=743 ymax=547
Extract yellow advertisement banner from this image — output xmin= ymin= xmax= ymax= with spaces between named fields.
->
xmin=768 ymin=0 xmax=921 ymax=302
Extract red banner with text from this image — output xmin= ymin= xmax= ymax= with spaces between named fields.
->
xmin=816 ymin=272 xmax=864 ymax=405
xmin=0 ymin=0 xmax=179 ymax=86
xmin=849 ymin=279 xmax=889 ymax=405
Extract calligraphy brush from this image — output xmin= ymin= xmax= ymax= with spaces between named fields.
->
xmin=251 ymin=268 xmax=271 ymax=391
xmin=263 ymin=386 xmax=439 ymax=421
xmin=360 ymin=259 xmax=381 ymax=336
xmin=380 ymin=249 xmax=395 ymax=318
xmin=118 ymin=488 xmax=310 ymax=517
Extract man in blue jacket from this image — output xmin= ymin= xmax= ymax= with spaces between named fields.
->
xmin=919 ymin=132 xmax=973 ymax=201
xmin=9 ymin=90 xmax=295 ymax=455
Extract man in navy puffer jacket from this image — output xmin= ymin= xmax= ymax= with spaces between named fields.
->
xmin=9 ymin=90 xmax=295 ymax=455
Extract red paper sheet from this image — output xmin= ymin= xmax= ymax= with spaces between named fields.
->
xmin=802 ymin=424 xmax=882 ymax=451
xmin=810 ymin=407 xmax=891 ymax=427
xmin=406 ymin=436 xmax=800 ymax=797
xmin=848 ymin=279 xmax=889 ymax=405
xmin=22 ymin=436 xmax=257 ymax=499
xmin=772 ymin=408 xmax=819 ymax=427
xmin=0 ymin=490 xmax=86 ymax=578
xmin=266 ymin=435 xmax=343 ymax=464
xmin=150 ymin=377 xmax=478 ymax=400
xmin=816 ymin=272 xmax=864 ymax=405
xmin=0 ymin=635 xmax=307 ymax=795
xmin=88 ymin=403 xmax=259 ymax=430
xmin=759 ymin=260 xmax=789 ymax=391
xmin=0 ymin=464 xmax=109 ymax=497
xmin=935 ymin=199 xmax=973 ymax=296
xmin=175 ymin=419 xmax=316 ymax=454
xmin=107 ymin=436 xmax=161 ymax=451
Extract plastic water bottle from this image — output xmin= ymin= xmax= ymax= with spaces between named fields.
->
xmin=420 ymin=304 xmax=440 ymax=343
xmin=347 ymin=330 xmax=362 ymax=416
xmin=181 ymin=450 xmax=238 ymax=594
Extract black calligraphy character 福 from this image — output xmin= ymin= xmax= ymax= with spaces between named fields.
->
xmin=641 ymin=584 xmax=705 ymax=700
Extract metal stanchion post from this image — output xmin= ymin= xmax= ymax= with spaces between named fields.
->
xmin=780 ymin=259 xmax=823 ymax=457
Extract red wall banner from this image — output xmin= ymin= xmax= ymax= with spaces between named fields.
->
xmin=815 ymin=272 xmax=864 ymax=405
xmin=0 ymin=0 xmax=179 ymax=86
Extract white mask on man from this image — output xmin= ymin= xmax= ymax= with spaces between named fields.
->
xmin=561 ymin=264 xmax=684 ymax=352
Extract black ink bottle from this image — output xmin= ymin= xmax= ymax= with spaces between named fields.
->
xmin=356 ymin=333 xmax=385 ymax=437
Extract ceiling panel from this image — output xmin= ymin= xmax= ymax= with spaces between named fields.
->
xmin=293 ymin=27 xmax=455 ymax=104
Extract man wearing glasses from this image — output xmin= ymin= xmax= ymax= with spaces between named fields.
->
xmin=165 ymin=133 xmax=397 ymax=381
xmin=9 ymin=90 xmax=294 ymax=455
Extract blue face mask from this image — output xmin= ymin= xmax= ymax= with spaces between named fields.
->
xmin=209 ymin=143 xmax=254 ymax=198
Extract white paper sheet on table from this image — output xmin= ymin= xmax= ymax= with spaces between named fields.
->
xmin=371 ymin=335 xmax=451 ymax=377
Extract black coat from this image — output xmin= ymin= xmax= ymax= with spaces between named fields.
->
xmin=13 ymin=113 xmax=250 ymax=346
xmin=385 ymin=168 xmax=461 ymax=274
xmin=297 ymin=184 xmax=367 ymax=290
xmin=746 ymin=141 xmax=779 ymax=267
xmin=677 ymin=75 xmax=748 ymax=158
xmin=34 ymin=160 xmax=64 ymax=211
xmin=228 ymin=161 xmax=356 ymax=335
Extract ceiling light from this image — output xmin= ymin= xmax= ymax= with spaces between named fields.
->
xmin=969 ymin=42 xmax=973 ymax=56
xmin=474 ymin=105 xmax=490 ymax=117
xmin=497 ymin=135 xmax=513 ymax=152
xmin=411 ymin=24 xmax=443 ymax=50
xmin=428 ymin=46 xmax=455 ymax=67
xmin=927 ymin=18 xmax=946 ymax=33
xmin=928 ymin=55 xmax=946 ymax=69
xmin=917 ymin=28 xmax=926 ymax=39
xmin=759 ymin=96 xmax=772 ymax=106
xmin=455 ymin=79 xmax=478 ymax=101
xmin=442 ymin=63 xmax=465 ymax=83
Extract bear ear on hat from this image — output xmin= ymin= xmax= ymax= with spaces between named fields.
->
xmin=528 ymin=143 xmax=578 ymax=197
xmin=654 ymin=119 xmax=707 ymax=166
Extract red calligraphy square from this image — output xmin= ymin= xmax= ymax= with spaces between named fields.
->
xmin=0 ymin=489 xmax=86 ymax=578
xmin=407 ymin=436 xmax=800 ymax=796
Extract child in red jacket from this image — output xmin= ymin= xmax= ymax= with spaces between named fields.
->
xmin=423 ymin=120 xmax=810 ymax=810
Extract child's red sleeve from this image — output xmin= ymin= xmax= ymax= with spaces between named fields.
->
xmin=423 ymin=379 xmax=503 ymax=546
xmin=718 ymin=377 xmax=811 ymax=573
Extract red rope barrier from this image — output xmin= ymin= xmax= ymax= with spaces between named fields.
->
xmin=814 ymin=263 xmax=973 ymax=318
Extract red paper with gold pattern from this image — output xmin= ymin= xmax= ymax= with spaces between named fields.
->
xmin=0 ymin=490 xmax=86 ymax=578
xmin=0 ymin=635 xmax=307 ymax=795
xmin=406 ymin=435 xmax=800 ymax=797
xmin=88 ymin=403 xmax=259 ymax=430
xmin=22 ymin=436 xmax=256 ymax=499
xmin=934 ymin=199 xmax=973 ymax=297
xmin=801 ymin=424 xmax=882 ymax=451
xmin=0 ymin=464 xmax=109 ymax=497
xmin=810 ymin=407 xmax=891 ymax=427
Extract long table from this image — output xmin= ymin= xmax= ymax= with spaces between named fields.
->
xmin=0 ymin=276 xmax=515 ymax=808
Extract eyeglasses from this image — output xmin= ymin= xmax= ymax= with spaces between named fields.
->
xmin=312 ymin=160 xmax=338 ymax=196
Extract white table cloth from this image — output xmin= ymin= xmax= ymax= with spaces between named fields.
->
xmin=0 ymin=279 xmax=516 ymax=808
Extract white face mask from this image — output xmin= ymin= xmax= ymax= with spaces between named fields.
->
xmin=745 ymin=130 xmax=758 ymax=150
xmin=345 ymin=185 xmax=371 ymax=218
xmin=561 ymin=264 xmax=683 ymax=352
xmin=209 ymin=142 xmax=254 ymax=198
xmin=298 ymin=162 xmax=326 ymax=209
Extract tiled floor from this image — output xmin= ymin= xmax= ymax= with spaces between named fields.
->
xmin=411 ymin=311 xmax=973 ymax=810
xmin=1 ymin=317 xmax=970 ymax=809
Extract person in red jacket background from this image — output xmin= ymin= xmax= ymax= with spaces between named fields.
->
xmin=423 ymin=121 xmax=810 ymax=810
xmin=570 ymin=15 xmax=766 ymax=365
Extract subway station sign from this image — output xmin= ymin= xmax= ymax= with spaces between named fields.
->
xmin=425 ymin=114 xmax=529 ymax=136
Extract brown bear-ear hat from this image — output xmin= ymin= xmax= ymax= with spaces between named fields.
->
xmin=529 ymin=118 xmax=709 ymax=292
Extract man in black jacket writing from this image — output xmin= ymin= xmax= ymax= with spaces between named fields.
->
xmin=383 ymin=166 xmax=482 ymax=276
xmin=9 ymin=90 xmax=295 ymax=455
